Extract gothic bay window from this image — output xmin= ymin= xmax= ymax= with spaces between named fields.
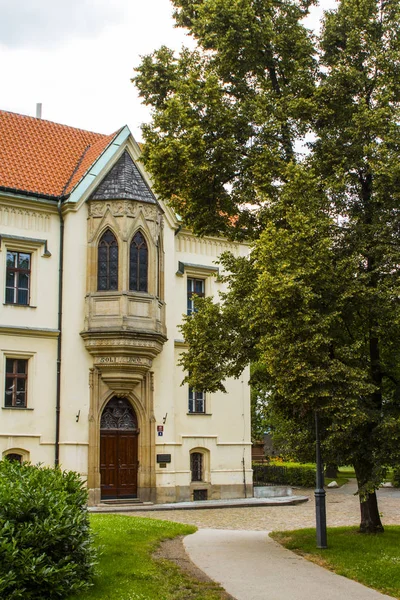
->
xmin=130 ymin=231 xmax=148 ymax=292
xmin=5 ymin=358 xmax=28 ymax=408
xmin=189 ymin=387 xmax=205 ymax=414
xmin=98 ymin=229 xmax=118 ymax=291
xmin=6 ymin=251 xmax=31 ymax=305
xmin=187 ymin=278 xmax=205 ymax=315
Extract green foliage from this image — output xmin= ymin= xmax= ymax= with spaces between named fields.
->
xmin=253 ymin=463 xmax=316 ymax=487
xmin=271 ymin=527 xmax=400 ymax=598
xmin=0 ymin=461 xmax=96 ymax=600
xmin=393 ymin=467 xmax=400 ymax=488
xmin=134 ymin=0 xmax=317 ymax=237
xmin=68 ymin=515 xmax=227 ymax=600
xmin=134 ymin=0 xmax=400 ymax=531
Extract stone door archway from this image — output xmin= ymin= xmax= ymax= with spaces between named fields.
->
xmin=100 ymin=397 xmax=139 ymax=499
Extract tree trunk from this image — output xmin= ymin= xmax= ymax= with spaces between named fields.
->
xmin=359 ymin=490 xmax=384 ymax=533
xmin=325 ymin=463 xmax=337 ymax=478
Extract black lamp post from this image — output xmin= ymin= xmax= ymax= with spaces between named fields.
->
xmin=315 ymin=411 xmax=327 ymax=548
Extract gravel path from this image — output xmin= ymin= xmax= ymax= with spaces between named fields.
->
xmin=129 ymin=481 xmax=400 ymax=531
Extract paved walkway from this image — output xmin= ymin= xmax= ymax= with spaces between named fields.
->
xmin=90 ymin=494 xmax=308 ymax=513
xmin=184 ymin=529 xmax=393 ymax=600
xmin=126 ymin=480 xmax=399 ymax=600
xmin=128 ymin=480 xmax=400 ymax=531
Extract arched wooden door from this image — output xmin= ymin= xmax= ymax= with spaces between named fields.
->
xmin=100 ymin=398 xmax=139 ymax=499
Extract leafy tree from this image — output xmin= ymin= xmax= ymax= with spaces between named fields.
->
xmin=134 ymin=0 xmax=400 ymax=533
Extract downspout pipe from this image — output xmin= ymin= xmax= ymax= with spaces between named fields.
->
xmin=55 ymin=199 xmax=64 ymax=466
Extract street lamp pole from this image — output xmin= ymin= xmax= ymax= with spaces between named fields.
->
xmin=315 ymin=410 xmax=327 ymax=548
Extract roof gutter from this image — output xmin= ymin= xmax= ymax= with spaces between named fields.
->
xmin=0 ymin=185 xmax=68 ymax=202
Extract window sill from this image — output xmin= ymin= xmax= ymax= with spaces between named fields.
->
xmin=2 ymin=407 xmax=33 ymax=410
xmin=4 ymin=303 xmax=37 ymax=308
xmin=187 ymin=412 xmax=212 ymax=416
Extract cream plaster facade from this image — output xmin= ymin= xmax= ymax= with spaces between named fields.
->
xmin=0 ymin=127 xmax=252 ymax=505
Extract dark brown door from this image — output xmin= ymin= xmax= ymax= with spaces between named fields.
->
xmin=100 ymin=398 xmax=139 ymax=499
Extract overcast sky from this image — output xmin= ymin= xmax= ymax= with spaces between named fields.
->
xmin=0 ymin=0 xmax=337 ymax=140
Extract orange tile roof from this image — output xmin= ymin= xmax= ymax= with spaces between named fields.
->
xmin=0 ymin=110 xmax=120 ymax=199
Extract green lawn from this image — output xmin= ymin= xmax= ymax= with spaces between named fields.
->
xmin=68 ymin=514 xmax=227 ymax=600
xmin=271 ymin=526 xmax=400 ymax=599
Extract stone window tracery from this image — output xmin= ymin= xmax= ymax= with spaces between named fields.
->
xmin=100 ymin=398 xmax=138 ymax=430
xmin=130 ymin=231 xmax=148 ymax=292
xmin=98 ymin=229 xmax=118 ymax=291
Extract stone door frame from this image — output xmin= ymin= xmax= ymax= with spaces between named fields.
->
xmin=87 ymin=367 xmax=156 ymax=505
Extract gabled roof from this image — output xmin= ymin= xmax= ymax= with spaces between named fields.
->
xmin=0 ymin=110 xmax=121 ymax=200
xmin=91 ymin=150 xmax=157 ymax=204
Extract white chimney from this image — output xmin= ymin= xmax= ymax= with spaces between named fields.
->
xmin=36 ymin=103 xmax=42 ymax=119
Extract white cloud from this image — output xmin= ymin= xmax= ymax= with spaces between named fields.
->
xmin=0 ymin=0 xmax=131 ymax=48
xmin=0 ymin=0 xmax=338 ymax=141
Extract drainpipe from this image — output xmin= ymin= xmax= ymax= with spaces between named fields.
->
xmin=55 ymin=199 xmax=64 ymax=466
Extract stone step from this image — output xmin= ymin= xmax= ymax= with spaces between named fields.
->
xmin=101 ymin=498 xmax=148 ymax=505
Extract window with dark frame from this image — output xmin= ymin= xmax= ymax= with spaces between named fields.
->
xmin=130 ymin=231 xmax=148 ymax=292
xmin=5 ymin=453 xmax=22 ymax=463
xmin=4 ymin=358 xmax=28 ymax=408
xmin=190 ymin=452 xmax=203 ymax=482
xmin=188 ymin=387 xmax=205 ymax=413
xmin=5 ymin=251 xmax=31 ymax=305
xmin=187 ymin=278 xmax=205 ymax=315
xmin=97 ymin=229 xmax=118 ymax=291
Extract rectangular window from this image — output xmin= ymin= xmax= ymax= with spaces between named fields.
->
xmin=6 ymin=251 xmax=31 ymax=305
xmin=5 ymin=358 xmax=28 ymax=408
xmin=190 ymin=453 xmax=203 ymax=482
xmin=187 ymin=278 xmax=205 ymax=315
xmin=189 ymin=387 xmax=205 ymax=413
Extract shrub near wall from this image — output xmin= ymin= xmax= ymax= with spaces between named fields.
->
xmin=253 ymin=463 xmax=316 ymax=487
xmin=393 ymin=467 xmax=400 ymax=488
xmin=0 ymin=460 xmax=96 ymax=600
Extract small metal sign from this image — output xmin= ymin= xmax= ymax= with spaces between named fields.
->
xmin=157 ymin=425 xmax=164 ymax=432
xmin=159 ymin=463 xmax=167 ymax=468
xmin=158 ymin=431 xmax=163 ymax=436
xmin=157 ymin=454 xmax=171 ymax=463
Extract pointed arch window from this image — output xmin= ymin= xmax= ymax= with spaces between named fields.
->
xmin=130 ymin=231 xmax=148 ymax=292
xmin=98 ymin=229 xmax=118 ymax=291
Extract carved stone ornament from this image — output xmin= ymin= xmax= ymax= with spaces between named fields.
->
xmin=89 ymin=202 xmax=106 ymax=218
xmin=84 ymin=338 xmax=161 ymax=349
xmin=100 ymin=397 xmax=138 ymax=430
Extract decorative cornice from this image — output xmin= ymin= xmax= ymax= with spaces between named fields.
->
xmin=80 ymin=329 xmax=167 ymax=361
xmin=0 ymin=326 xmax=59 ymax=338
xmin=0 ymin=234 xmax=51 ymax=256
xmin=0 ymin=204 xmax=52 ymax=233
xmin=176 ymin=261 xmax=219 ymax=277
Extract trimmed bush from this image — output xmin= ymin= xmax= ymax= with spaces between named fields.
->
xmin=393 ymin=467 xmax=400 ymax=488
xmin=0 ymin=460 xmax=96 ymax=599
xmin=253 ymin=463 xmax=316 ymax=487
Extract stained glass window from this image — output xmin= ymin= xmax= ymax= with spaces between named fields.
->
xmin=98 ymin=229 xmax=118 ymax=291
xmin=5 ymin=251 xmax=31 ymax=305
xmin=130 ymin=231 xmax=148 ymax=292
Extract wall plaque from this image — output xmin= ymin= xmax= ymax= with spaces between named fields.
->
xmin=157 ymin=454 xmax=171 ymax=463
